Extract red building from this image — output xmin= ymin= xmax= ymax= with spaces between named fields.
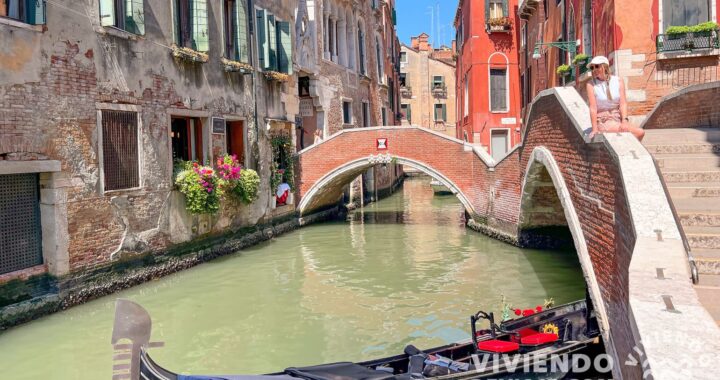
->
xmin=454 ymin=0 xmax=523 ymax=161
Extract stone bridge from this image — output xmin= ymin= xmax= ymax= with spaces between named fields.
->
xmin=297 ymin=87 xmax=720 ymax=379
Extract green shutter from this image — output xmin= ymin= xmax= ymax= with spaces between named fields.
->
xmin=277 ymin=21 xmax=292 ymax=74
xmin=126 ymin=0 xmax=145 ymax=35
xmin=256 ymin=9 xmax=269 ymax=69
xmin=392 ymin=8 xmax=397 ymax=25
xmin=442 ymin=104 xmax=447 ymax=122
xmin=407 ymin=105 xmax=411 ymax=122
xmin=501 ymin=0 xmax=508 ymax=17
xmin=484 ymin=0 xmax=490 ymax=21
xmin=99 ymin=0 xmax=115 ymax=26
xmin=26 ymin=0 xmax=46 ymax=25
xmin=192 ymin=0 xmax=209 ymax=52
xmin=235 ymin=0 xmax=249 ymax=62
xmin=267 ymin=14 xmax=277 ymax=71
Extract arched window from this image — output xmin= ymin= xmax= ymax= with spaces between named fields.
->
xmin=375 ymin=35 xmax=384 ymax=83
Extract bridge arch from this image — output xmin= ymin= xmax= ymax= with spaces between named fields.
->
xmin=297 ymin=155 xmax=476 ymax=215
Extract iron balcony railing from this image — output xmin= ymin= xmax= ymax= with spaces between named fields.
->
xmin=400 ymin=86 xmax=412 ymax=98
xmin=656 ymin=30 xmax=720 ymax=53
xmin=431 ymin=84 xmax=447 ymax=97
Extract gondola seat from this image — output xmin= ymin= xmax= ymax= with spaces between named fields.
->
xmin=476 ymin=339 xmax=519 ymax=353
xmin=520 ymin=333 xmax=558 ymax=346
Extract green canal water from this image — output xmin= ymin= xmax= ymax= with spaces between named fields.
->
xmin=0 ymin=177 xmax=585 ymax=379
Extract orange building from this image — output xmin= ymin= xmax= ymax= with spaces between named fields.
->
xmin=454 ymin=0 xmax=523 ymax=161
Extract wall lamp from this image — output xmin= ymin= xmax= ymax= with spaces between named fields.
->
xmin=532 ymin=40 xmax=577 ymax=59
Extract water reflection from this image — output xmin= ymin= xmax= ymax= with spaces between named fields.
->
xmin=0 ymin=177 xmax=584 ymax=379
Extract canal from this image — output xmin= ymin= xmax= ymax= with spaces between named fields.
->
xmin=0 ymin=177 xmax=585 ymax=379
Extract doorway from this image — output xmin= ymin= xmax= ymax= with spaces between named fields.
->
xmin=226 ymin=120 xmax=245 ymax=165
xmin=491 ymin=129 xmax=510 ymax=161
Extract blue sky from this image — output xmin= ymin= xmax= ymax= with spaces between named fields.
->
xmin=396 ymin=0 xmax=459 ymax=47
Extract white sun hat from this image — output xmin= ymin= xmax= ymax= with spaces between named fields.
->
xmin=587 ymin=55 xmax=609 ymax=69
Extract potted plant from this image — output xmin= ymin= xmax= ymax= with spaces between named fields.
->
xmin=488 ymin=17 xmax=512 ymax=31
xmin=572 ymin=53 xmax=589 ymax=66
xmin=221 ymin=58 xmax=254 ymax=74
xmin=170 ymin=44 xmax=209 ymax=63
xmin=263 ymin=70 xmax=291 ymax=83
xmin=556 ymin=64 xmax=571 ymax=77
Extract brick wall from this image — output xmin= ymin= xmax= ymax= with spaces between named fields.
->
xmin=642 ymin=81 xmax=720 ymax=129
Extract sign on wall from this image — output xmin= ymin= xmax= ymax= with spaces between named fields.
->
xmin=299 ymin=99 xmax=314 ymax=117
xmin=376 ymin=138 xmax=388 ymax=150
xmin=501 ymin=118 xmax=517 ymax=125
xmin=212 ymin=117 xmax=226 ymax=134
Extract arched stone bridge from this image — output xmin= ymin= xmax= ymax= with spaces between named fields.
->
xmin=297 ymin=87 xmax=720 ymax=379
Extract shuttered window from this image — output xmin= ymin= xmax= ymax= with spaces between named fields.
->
xmin=175 ymin=0 xmax=208 ymax=51
xmin=663 ymin=0 xmax=710 ymax=29
xmin=255 ymin=9 xmax=293 ymax=74
xmin=224 ymin=0 xmax=249 ymax=62
xmin=358 ymin=27 xmax=366 ymax=75
xmin=101 ymin=110 xmax=140 ymax=191
xmin=490 ymin=69 xmax=507 ymax=112
xmin=401 ymin=104 xmax=411 ymax=122
xmin=2 ymin=0 xmax=46 ymax=24
xmin=434 ymin=104 xmax=447 ymax=121
xmin=100 ymin=0 xmax=145 ymax=35
xmin=343 ymin=101 xmax=352 ymax=124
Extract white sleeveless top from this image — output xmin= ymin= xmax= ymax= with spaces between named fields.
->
xmin=592 ymin=76 xmax=621 ymax=112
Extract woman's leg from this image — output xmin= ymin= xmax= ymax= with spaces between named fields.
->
xmin=620 ymin=122 xmax=645 ymax=141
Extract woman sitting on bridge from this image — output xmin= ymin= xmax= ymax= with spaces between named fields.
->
xmin=586 ymin=56 xmax=645 ymax=141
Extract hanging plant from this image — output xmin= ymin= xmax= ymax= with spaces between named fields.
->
xmin=571 ymin=53 xmax=589 ymax=65
xmin=556 ymin=64 xmax=572 ymax=76
xmin=270 ymin=134 xmax=295 ymax=192
xmin=175 ymin=162 xmax=222 ymax=214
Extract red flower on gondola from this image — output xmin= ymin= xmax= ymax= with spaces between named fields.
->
xmin=522 ymin=309 xmax=535 ymax=317
xmin=536 ymin=306 xmax=543 ymax=313
xmin=514 ymin=309 xmax=522 ymax=316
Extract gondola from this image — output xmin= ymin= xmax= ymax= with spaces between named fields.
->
xmin=112 ymin=298 xmax=601 ymax=380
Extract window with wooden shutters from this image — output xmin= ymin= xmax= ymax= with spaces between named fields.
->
xmin=358 ymin=26 xmax=366 ymax=75
xmin=401 ymin=104 xmax=411 ymax=122
xmin=175 ymin=0 xmax=208 ymax=51
xmin=224 ymin=0 xmax=249 ymax=62
xmin=99 ymin=0 xmax=145 ymax=35
xmin=101 ymin=110 xmax=140 ymax=191
xmin=343 ymin=100 xmax=352 ymax=124
xmin=267 ymin=14 xmax=278 ymax=71
xmin=490 ymin=68 xmax=507 ymax=112
xmin=433 ymin=75 xmax=444 ymax=89
xmin=256 ymin=9 xmax=269 ymax=69
xmin=434 ymin=104 xmax=447 ymax=121
xmin=277 ymin=20 xmax=292 ymax=74
xmin=2 ymin=0 xmax=46 ymax=24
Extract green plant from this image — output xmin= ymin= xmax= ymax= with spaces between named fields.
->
xmin=572 ymin=53 xmax=589 ymax=65
xmin=175 ymin=162 xmax=222 ymax=214
xmin=556 ymin=64 xmax=571 ymax=76
xmin=233 ymin=169 xmax=260 ymax=204
xmin=666 ymin=21 xmax=719 ymax=35
xmin=270 ymin=134 xmax=295 ymax=192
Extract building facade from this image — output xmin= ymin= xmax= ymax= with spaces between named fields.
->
xmin=0 ymin=0 xmax=399 ymax=310
xmin=454 ymin=0 xmax=523 ymax=161
xmin=399 ymin=34 xmax=457 ymax=138
xmin=518 ymin=0 xmax=720 ymax=124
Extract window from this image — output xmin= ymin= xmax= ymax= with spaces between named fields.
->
xmin=362 ymin=102 xmax=370 ymax=127
xmin=375 ymin=36 xmax=384 ymax=83
xmin=487 ymin=0 xmax=507 ymax=19
xmin=400 ymin=52 xmax=407 ymax=63
xmin=256 ymin=9 xmax=293 ymax=73
xmin=1 ymin=0 xmax=46 ymax=24
xmin=371 ymin=0 xmax=378 ymax=10
xmin=389 ymin=79 xmax=395 ymax=113
xmin=663 ymin=0 xmax=710 ymax=29
xmin=434 ymin=104 xmax=447 ymax=122
xmin=463 ymin=74 xmax=469 ymax=117
xmin=490 ymin=68 xmax=508 ymax=112
xmin=381 ymin=107 xmax=387 ymax=126
xmin=521 ymin=25 xmax=526 ymax=47
xmin=399 ymin=73 xmax=407 ymax=87
xmin=175 ymin=0 xmax=209 ymax=51
xmin=358 ymin=24 xmax=366 ymax=75
xmin=99 ymin=0 xmax=145 ymax=35
xmin=343 ymin=100 xmax=352 ymax=124
xmin=101 ymin=110 xmax=140 ymax=191
xmin=433 ymin=75 xmax=445 ymax=89
xmin=171 ymin=117 xmax=204 ymax=163
xmin=401 ymin=104 xmax=411 ymax=122
xmin=224 ymin=0 xmax=249 ymax=62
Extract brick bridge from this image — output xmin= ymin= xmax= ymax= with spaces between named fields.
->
xmin=297 ymin=88 xmax=720 ymax=379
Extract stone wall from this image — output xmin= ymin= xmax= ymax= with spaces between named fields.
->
xmin=641 ymin=81 xmax=720 ymax=130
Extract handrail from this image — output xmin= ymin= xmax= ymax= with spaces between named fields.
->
xmin=656 ymin=30 xmax=720 ymax=53
xmin=650 ymin=157 xmax=699 ymax=284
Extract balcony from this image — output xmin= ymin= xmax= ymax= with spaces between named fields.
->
xmin=656 ymin=30 xmax=719 ymax=53
xmin=400 ymin=86 xmax=412 ymax=98
xmin=487 ymin=17 xmax=512 ymax=33
xmin=431 ymin=84 xmax=447 ymax=98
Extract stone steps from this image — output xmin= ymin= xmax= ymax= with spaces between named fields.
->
xmin=668 ymin=182 xmax=720 ymax=198
xmin=694 ymin=274 xmax=720 ymax=326
xmin=692 ymin=248 xmax=720 ymax=274
xmin=655 ymin=153 xmax=720 ymax=171
xmin=661 ymin=171 xmax=720 ymax=183
xmin=645 ymin=142 xmax=720 ymax=155
xmin=679 ymin=212 xmax=720 ymax=227
xmin=686 ymin=226 xmax=720 ymax=249
xmin=643 ymin=127 xmax=720 ymax=144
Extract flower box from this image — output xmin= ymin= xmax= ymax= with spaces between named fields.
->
xmin=221 ymin=58 xmax=253 ymax=74
xmin=263 ymin=70 xmax=291 ymax=83
xmin=171 ymin=45 xmax=209 ymax=63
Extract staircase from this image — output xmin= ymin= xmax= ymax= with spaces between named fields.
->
xmin=644 ymin=127 xmax=720 ymax=325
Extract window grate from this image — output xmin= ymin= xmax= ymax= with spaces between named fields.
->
xmin=0 ymin=174 xmax=42 ymax=275
xmin=102 ymin=110 xmax=140 ymax=191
